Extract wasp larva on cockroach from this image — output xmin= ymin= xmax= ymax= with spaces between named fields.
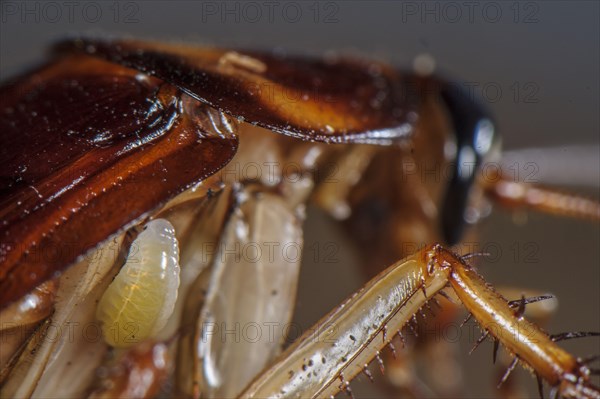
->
xmin=95 ymin=219 xmax=180 ymax=348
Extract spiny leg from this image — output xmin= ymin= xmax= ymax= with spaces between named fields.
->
xmin=438 ymin=247 xmax=599 ymax=399
xmin=239 ymin=244 xmax=598 ymax=399
xmin=239 ymin=245 xmax=450 ymax=398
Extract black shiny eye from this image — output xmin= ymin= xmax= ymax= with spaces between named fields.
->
xmin=439 ymin=81 xmax=496 ymax=245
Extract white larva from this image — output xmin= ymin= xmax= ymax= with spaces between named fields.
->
xmin=96 ymin=218 xmax=180 ymax=348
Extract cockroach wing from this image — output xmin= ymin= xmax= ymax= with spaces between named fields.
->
xmin=64 ymin=38 xmax=422 ymax=144
xmin=0 ymin=54 xmax=238 ymax=308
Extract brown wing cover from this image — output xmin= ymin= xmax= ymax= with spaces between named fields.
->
xmin=64 ymin=38 xmax=421 ymax=143
xmin=0 ymin=55 xmax=238 ymax=307
xmin=0 ymin=38 xmax=424 ymax=307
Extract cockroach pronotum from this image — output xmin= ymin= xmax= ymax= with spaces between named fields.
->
xmin=0 ymin=38 xmax=598 ymax=399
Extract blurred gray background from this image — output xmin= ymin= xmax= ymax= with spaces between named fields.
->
xmin=1 ymin=1 xmax=598 ymax=397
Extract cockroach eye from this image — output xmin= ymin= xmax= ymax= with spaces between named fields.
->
xmin=473 ymin=119 xmax=495 ymax=156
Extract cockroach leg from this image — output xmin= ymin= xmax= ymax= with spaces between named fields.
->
xmin=239 ymin=244 xmax=598 ymax=399
xmin=483 ymin=175 xmax=600 ymax=221
xmin=239 ymin=245 xmax=451 ymax=398
xmin=442 ymin=248 xmax=599 ymax=399
xmin=169 ymin=128 xmax=318 ymax=398
xmin=88 ymin=340 xmax=170 ymax=399
xmin=0 ymin=279 xmax=57 ymax=371
xmin=0 ymin=279 xmax=58 ymax=329
xmin=194 ymin=183 xmax=305 ymax=398
xmin=1 ymin=235 xmax=127 ymax=398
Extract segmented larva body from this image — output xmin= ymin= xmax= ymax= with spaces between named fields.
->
xmin=96 ymin=219 xmax=180 ymax=348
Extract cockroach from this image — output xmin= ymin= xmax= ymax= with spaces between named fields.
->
xmin=0 ymin=38 xmax=598 ymax=398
